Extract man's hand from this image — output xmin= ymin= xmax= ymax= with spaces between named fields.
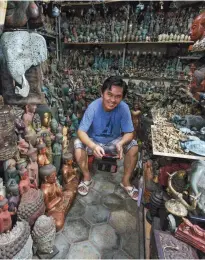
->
xmin=116 ymin=142 xmax=123 ymax=159
xmin=92 ymin=144 xmax=105 ymax=158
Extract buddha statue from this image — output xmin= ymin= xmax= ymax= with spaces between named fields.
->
xmin=32 ymin=215 xmax=57 ymax=257
xmin=44 ymin=135 xmax=53 ymax=164
xmin=37 ymin=138 xmax=50 ymax=167
xmin=0 ymin=196 xmax=12 ymax=233
xmin=62 ymin=126 xmax=69 ymax=154
xmin=22 ymin=104 xmax=37 ymax=127
xmin=3 ymin=158 xmax=20 ymax=184
xmin=17 ymin=137 xmax=29 ymax=156
xmin=6 ymin=178 xmax=20 ymax=217
xmin=36 ymin=105 xmax=52 ymax=129
xmin=27 ymin=144 xmax=39 ymax=188
xmin=62 ymin=153 xmax=79 ymax=196
xmin=39 ymin=164 xmax=67 ymax=231
xmin=52 ymin=133 xmax=63 ymax=175
xmin=17 ymin=175 xmax=45 ymax=226
xmin=0 ymin=178 xmax=6 ymax=198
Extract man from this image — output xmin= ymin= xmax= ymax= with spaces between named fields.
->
xmin=190 ymin=11 xmax=205 ymax=42
xmin=74 ymin=76 xmax=138 ymax=200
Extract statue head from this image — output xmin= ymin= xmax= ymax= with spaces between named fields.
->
xmin=190 ymin=12 xmax=205 ymax=41
xmin=55 ymin=133 xmax=63 ymax=144
xmin=63 ymin=126 xmax=68 ymax=136
xmin=25 ymin=104 xmax=37 ymax=114
xmin=63 ymin=153 xmax=73 ymax=165
xmin=0 ymin=196 xmax=8 ymax=212
xmin=39 ymin=164 xmax=57 ymax=184
xmin=43 ymin=113 xmax=51 ymax=128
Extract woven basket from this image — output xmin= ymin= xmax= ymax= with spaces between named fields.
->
xmin=0 ymin=96 xmax=17 ymax=161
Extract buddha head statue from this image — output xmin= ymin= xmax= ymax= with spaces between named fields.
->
xmin=50 ymin=118 xmax=58 ymax=134
xmin=190 ymin=12 xmax=205 ymax=42
xmin=39 ymin=164 xmax=57 ymax=184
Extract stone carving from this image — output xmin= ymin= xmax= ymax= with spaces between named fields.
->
xmin=22 ymin=104 xmax=37 ymax=127
xmin=0 ymin=65 xmax=45 ymax=105
xmin=0 ymin=196 xmax=12 ymax=233
xmin=32 ymin=215 xmax=56 ymax=254
xmin=1 ymin=31 xmax=47 ymax=97
xmin=175 ymin=217 xmax=205 ymax=253
xmin=17 ymin=182 xmax=45 ymax=226
xmin=0 ymin=220 xmax=33 ymax=259
xmin=27 ymin=144 xmax=39 ymax=188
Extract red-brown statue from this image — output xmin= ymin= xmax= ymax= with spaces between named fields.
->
xmin=175 ymin=217 xmax=205 ymax=253
xmin=0 ymin=196 xmax=12 ymax=233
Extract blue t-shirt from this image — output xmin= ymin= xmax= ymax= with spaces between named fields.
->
xmin=78 ymin=98 xmax=134 ymax=144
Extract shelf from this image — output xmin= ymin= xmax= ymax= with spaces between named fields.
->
xmin=123 ymin=76 xmax=189 ymax=82
xmin=178 ymin=56 xmax=202 ymax=60
xmin=61 ymin=0 xmax=124 ymax=7
xmin=151 ymin=125 xmax=205 ymax=160
xmin=63 ymin=41 xmax=194 ymax=45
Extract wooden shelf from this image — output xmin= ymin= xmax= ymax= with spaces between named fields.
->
xmin=123 ymin=76 xmax=189 ymax=82
xmin=151 ymin=125 xmax=205 ymax=160
xmin=61 ymin=0 xmax=125 ymax=7
xmin=63 ymin=41 xmax=194 ymax=45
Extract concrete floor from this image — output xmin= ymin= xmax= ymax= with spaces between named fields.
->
xmin=34 ymin=162 xmax=144 ymax=259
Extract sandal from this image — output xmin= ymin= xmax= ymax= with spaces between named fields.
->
xmin=120 ymin=183 xmax=138 ymax=201
xmin=78 ymin=179 xmax=93 ymax=196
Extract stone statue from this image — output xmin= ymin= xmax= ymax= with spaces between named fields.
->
xmin=27 ymin=144 xmax=39 ymax=188
xmin=175 ymin=217 xmax=205 ymax=253
xmin=0 ymin=196 xmax=12 ymax=233
xmin=39 ymin=164 xmax=69 ymax=231
xmin=17 ymin=137 xmax=29 ymax=155
xmin=3 ymin=158 xmax=20 ymax=184
xmin=22 ymin=104 xmax=37 ymax=127
xmin=32 ymin=215 xmax=57 ymax=256
xmin=37 ymin=138 xmax=50 ymax=167
xmin=52 ymin=133 xmax=63 ymax=175
xmin=6 ymin=178 xmax=20 ymax=216
xmin=0 ymin=178 xmax=6 ymax=198
xmin=62 ymin=126 xmax=69 ymax=154
xmin=0 ymin=220 xmax=33 ymax=259
xmin=17 ymin=170 xmax=45 ymax=226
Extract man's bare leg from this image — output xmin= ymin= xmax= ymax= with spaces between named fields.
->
xmin=75 ymin=148 xmax=92 ymax=193
xmin=122 ymin=146 xmax=138 ymax=196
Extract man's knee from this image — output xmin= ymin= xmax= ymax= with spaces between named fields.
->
xmin=127 ymin=145 xmax=138 ymax=156
xmin=74 ymin=138 xmax=85 ymax=150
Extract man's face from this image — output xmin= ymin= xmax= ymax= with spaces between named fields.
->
xmin=190 ymin=16 xmax=205 ymax=41
xmin=101 ymin=85 xmax=123 ymax=112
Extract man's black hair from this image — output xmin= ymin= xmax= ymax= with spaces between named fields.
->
xmin=101 ymin=76 xmax=128 ymax=98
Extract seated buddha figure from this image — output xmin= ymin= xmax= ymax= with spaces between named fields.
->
xmin=37 ymin=138 xmax=50 ymax=167
xmin=39 ymin=164 xmax=68 ymax=231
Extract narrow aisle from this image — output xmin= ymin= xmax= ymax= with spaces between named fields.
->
xmin=53 ymin=165 xmax=144 ymax=259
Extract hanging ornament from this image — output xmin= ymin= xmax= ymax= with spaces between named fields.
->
xmin=160 ymin=0 xmax=164 ymax=10
xmin=52 ymin=5 xmax=60 ymax=17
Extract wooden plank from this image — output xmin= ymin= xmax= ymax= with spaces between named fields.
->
xmin=144 ymin=208 xmax=151 ymax=259
xmin=151 ymin=125 xmax=205 ymax=160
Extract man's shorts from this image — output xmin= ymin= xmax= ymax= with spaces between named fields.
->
xmin=74 ymin=136 xmax=138 ymax=155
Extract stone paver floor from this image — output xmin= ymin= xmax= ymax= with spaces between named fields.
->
xmin=34 ymin=163 xmax=142 ymax=259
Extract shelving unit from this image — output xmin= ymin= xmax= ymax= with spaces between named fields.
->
xmin=63 ymin=41 xmax=193 ymax=45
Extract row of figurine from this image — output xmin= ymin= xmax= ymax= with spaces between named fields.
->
xmin=61 ymin=2 xmax=200 ymax=43
xmin=61 ymin=48 xmax=194 ymax=79
xmin=143 ymin=159 xmax=205 ymax=254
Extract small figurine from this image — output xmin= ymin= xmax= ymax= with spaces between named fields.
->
xmin=27 ymin=143 xmax=39 ymax=188
xmin=52 ymin=133 xmax=63 ymax=175
xmin=22 ymin=104 xmax=37 ymax=127
xmin=0 ymin=196 xmax=12 ymax=233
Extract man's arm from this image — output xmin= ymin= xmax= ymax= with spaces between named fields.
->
xmin=77 ymin=129 xmax=105 ymax=158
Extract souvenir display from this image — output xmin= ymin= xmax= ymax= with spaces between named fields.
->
xmin=0 ymin=1 xmax=205 ymax=259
